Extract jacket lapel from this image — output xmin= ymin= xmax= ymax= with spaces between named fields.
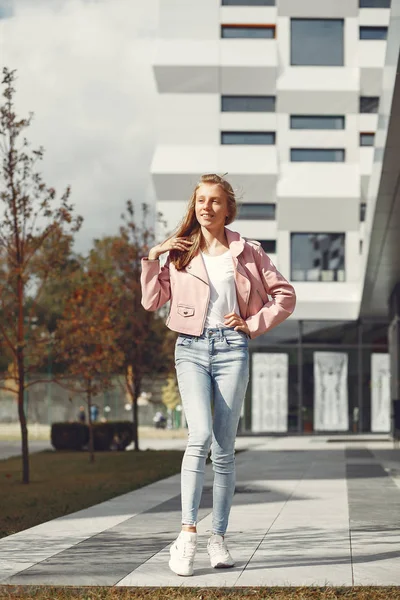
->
xmin=233 ymin=256 xmax=251 ymax=316
xmin=225 ymin=228 xmax=251 ymax=315
xmin=184 ymin=251 xmax=209 ymax=285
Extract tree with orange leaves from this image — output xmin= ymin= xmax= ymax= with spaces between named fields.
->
xmin=88 ymin=201 xmax=176 ymax=451
xmin=55 ymin=269 xmax=124 ymax=462
xmin=0 ymin=68 xmax=82 ymax=483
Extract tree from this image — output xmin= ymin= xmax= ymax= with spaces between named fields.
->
xmin=55 ymin=270 xmax=124 ymax=462
xmin=88 ymin=202 xmax=175 ymax=451
xmin=162 ymin=374 xmax=180 ymax=412
xmin=0 ymin=68 xmax=82 ymax=484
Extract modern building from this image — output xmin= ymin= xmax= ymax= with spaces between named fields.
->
xmin=151 ymin=0 xmax=397 ymax=435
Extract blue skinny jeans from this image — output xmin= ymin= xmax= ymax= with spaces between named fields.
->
xmin=174 ymin=326 xmax=250 ymax=536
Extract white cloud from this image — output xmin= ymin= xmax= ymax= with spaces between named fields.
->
xmin=1 ymin=0 xmax=159 ymax=254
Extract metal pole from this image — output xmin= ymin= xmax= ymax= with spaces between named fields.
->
xmin=298 ymin=320 xmax=303 ymax=433
xmin=357 ymin=319 xmax=363 ymax=433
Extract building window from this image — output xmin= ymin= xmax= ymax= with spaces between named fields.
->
xmin=291 ymin=19 xmax=344 ymax=66
xmin=291 ymin=233 xmax=345 ymax=282
xmin=221 ymin=24 xmax=275 ymax=38
xmin=260 ymin=240 xmax=276 ymax=254
xmin=360 ymin=26 xmax=388 ymax=40
xmin=291 ymin=148 xmax=345 ymax=162
xmin=0 ymin=5 xmax=12 ymax=18
xmin=360 ymin=133 xmax=375 ymax=146
xmin=360 ymin=96 xmax=380 ymax=113
xmin=221 ymin=95 xmax=276 ymax=112
xmin=360 ymin=0 xmax=390 ymax=6
xmin=222 ymin=0 xmax=275 ymax=4
xmin=290 ymin=116 xmax=345 ymax=130
xmin=360 ymin=203 xmax=367 ymax=221
xmin=236 ymin=203 xmax=276 ymax=220
xmin=221 ymin=131 xmax=276 ymax=144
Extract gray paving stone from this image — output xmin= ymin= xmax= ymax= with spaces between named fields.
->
xmin=235 ymin=452 xmax=352 ymax=587
xmin=5 ymin=490 xmax=214 ymax=586
xmin=1 ymin=437 xmax=400 ymax=587
xmin=0 ymin=473 xmax=183 ymax=583
xmin=346 ymin=450 xmax=400 ymax=586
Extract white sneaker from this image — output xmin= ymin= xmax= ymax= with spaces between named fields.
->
xmin=169 ymin=530 xmax=197 ymax=576
xmin=207 ymin=534 xmax=235 ymax=568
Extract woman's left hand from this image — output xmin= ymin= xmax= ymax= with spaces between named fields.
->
xmin=224 ymin=312 xmax=251 ymax=337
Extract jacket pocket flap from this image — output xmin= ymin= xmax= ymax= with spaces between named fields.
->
xmin=177 ymin=304 xmax=195 ymax=317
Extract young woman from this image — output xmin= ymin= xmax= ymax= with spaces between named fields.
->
xmin=141 ymin=173 xmax=296 ymax=577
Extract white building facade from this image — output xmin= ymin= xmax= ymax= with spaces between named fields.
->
xmin=151 ymin=0 xmax=392 ymax=434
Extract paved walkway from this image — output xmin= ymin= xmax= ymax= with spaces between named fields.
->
xmin=0 ymin=436 xmax=399 ymax=587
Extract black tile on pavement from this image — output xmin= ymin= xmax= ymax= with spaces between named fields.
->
xmin=345 ymin=448 xmax=374 ymax=459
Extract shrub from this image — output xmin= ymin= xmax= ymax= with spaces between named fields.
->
xmin=51 ymin=421 xmax=133 ymax=451
xmin=92 ymin=422 xmax=114 ymax=451
xmin=51 ymin=422 xmax=89 ymax=451
xmin=110 ymin=421 xmax=133 ymax=450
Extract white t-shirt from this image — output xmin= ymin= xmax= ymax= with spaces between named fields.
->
xmin=201 ymin=249 xmax=240 ymax=328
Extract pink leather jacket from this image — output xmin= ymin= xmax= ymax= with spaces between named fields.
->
xmin=140 ymin=228 xmax=296 ymax=340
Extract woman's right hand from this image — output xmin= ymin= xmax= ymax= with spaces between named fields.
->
xmin=148 ymin=236 xmax=193 ymax=260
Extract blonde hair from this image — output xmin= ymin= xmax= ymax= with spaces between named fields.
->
xmin=168 ymin=173 xmax=237 ymax=271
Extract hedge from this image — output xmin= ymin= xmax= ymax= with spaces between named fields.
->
xmin=51 ymin=421 xmax=133 ymax=451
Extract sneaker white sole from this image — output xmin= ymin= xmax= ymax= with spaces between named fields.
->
xmin=168 ymin=557 xmax=194 ymax=577
xmin=208 ymin=554 xmax=235 ymax=569
xmin=213 ymin=562 xmax=235 ymax=569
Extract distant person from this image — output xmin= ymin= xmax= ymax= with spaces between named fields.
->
xmin=153 ymin=411 xmax=167 ymax=429
xmin=90 ymin=403 xmax=99 ymax=423
xmin=77 ymin=406 xmax=86 ymax=423
xmin=141 ymin=173 xmax=296 ymax=576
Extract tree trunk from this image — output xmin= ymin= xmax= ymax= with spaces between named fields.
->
xmin=87 ymin=386 xmax=95 ymax=463
xmin=17 ymin=350 xmax=29 ymax=484
xmin=131 ymin=376 xmax=141 ymax=452
xmin=17 ymin=267 xmax=29 ymax=484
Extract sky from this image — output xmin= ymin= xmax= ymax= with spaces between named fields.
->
xmin=0 ymin=0 xmax=159 ymax=254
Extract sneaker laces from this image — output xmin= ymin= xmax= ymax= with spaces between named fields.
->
xmin=208 ymin=536 xmax=229 ymax=557
xmin=178 ymin=536 xmax=196 ymax=559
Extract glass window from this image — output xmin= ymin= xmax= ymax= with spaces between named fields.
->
xmin=360 ymin=203 xmax=367 ymax=222
xmin=360 ymin=26 xmax=388 ymax=39
xmin=360 ymin=96 xmax=380 ymax=113
xmin=291 ymin=148 xmax=345 ymax=162
xmin=0 ymin=5 xmax=12 ymax=18
xmin=360 ymin=133 xmax=375 ymax=146
xmin=291 ymin=233 xmax=345 ymax=282
xmin=221 ymin=131 xmax=276 ymax=144
xmin=260 ymin=240 xmax=276 ymax=253
xmin=290 ymin=116 xmax=345 ymax=130
xmin=236 ymin=204 xmax=276 ymax=220
xmin=222 ymin=96 xmax=276 ymax=112
xmin=221 ymin=25 xmax=275 ymax=38
xmin=222 ymin=0 xmax=275 ymax=4
xmin=291 ymin=19 xmax=344 ymax=66
xmin=360 ymin=0 xmax=390 ymax=6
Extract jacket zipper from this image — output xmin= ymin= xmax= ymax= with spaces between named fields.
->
xmin=187 ymin=272 xmax=210 ymax=335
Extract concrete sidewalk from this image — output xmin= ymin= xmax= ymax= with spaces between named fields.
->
xmin=0 ymin=436 xmax=399 ymax=588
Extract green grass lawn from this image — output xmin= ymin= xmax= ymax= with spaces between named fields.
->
xmin=0 ymin=586 xmax=399 ymax=599
xmin=0 ymin=449 xmax=184 ymax=539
